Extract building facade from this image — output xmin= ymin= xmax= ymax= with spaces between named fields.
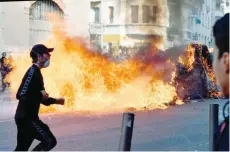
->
xmin=167 ymin=0 xmax=216 ymax=48
xmin=89 ymin=0 xmax=169 ymax=51
xmin=0 ymin=0 xmax=224 ymax=54
xmin=193 ymin=0 xmax=216 ymax=47
xmin=215 ymin=0 xmax=225 ymax=21
xmin=0 ymin=5 xmax=4 ymax=52
xmin=0 ymin=0 xmax=90 ymax=53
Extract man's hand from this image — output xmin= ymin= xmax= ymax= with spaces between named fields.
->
xmin=41 ymin=90 xmax=49 ymax=99
xmin=56 ymin=98 xmax=65 ymax=105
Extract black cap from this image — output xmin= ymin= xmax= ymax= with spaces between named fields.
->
xmin=30 ymin=44 xmax=54 ymax=57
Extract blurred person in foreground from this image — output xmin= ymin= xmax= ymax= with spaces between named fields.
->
xmin=14 ymin=44 xmax=65 ymax=151
xmin=212 ymin=13 xmax=229 ymax=151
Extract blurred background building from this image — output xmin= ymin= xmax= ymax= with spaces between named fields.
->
xmin=0 ymin=0 xmax=228 ymax=54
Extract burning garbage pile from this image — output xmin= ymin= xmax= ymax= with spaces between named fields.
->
xmin=175 ymin=44 xmax=222 ymax=100
xmin=142 ymin=43 xmax=223 ymax=100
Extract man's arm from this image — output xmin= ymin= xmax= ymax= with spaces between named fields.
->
xmin=41 ymin=97 xmax=56 ymax=106
xmin=41 ymin=95 xmax=65 ymax=106
xmin=16 ymin=67 xmax=36 ymax=100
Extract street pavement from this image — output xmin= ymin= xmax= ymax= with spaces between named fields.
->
xmin=0 ymin=95 xmax=228 ymax=151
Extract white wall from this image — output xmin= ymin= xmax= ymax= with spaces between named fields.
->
xmin=0 ymin=1 xmax=30 ymax=52
xmin=64 ymin=0 xmax=90 ymax=38
xmin=0 ymin=4 xmax=4 ymax=52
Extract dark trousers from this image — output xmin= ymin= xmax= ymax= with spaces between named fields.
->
xmin=1 ymin=73 xmax=6 ymax=91
xmin=15 ymin=118 xmax=57 ymax=151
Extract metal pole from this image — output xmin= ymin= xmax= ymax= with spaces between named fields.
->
xmin=119 ymin=113 xmax=135 ymax=151
xmin=209 ymin=104 xmax=219 ymax=151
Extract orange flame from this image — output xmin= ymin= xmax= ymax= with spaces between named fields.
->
xmin=165 ymin=59 xmax=176 ymax=84
xmin=5 ymin=15 xmax=182 ymax=113
xmin=201 ymin=56 xmax=223 ymax=98
xmin=178 ymin=45 xmax=195 ymax=72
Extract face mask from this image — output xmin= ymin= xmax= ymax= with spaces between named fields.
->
xmin=43 ymin=59 xmax=50 ymax=68
xmin=38 ymin=56 xmax=50 ymax=68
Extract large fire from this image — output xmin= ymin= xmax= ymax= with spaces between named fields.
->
xmin=5 ymin=15 xmax=183 ymax=114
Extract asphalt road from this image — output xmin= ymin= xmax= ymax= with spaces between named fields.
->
xmin=0 ymin=97 xmax=227 ymax=151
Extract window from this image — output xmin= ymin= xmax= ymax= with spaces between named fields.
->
xmin=109 ymin=6 xmax=114 ymax=23
xmin=29 ymin=1 xmax=64 ymax=20
xmin=216 ymin=3 xmax=220 ymax=10
xmin=131 ymin=5 xmax=138 ymax=23
xmin=193 ymin=33 xmax=198 ymax=41
xmin=142 ymin=5 xmax=150 ymax=23
xmin=187 ymin=32 xmax=192 ymax=39
xmin=152 ymin=6 xmax=157 ymax=22
xmin=93 ymin=7 xmax=100 ymax=23
xmin=226 ymin=2 xmax=229 ymax=7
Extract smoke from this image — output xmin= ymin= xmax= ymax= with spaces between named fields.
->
xmin=154 ymin=0 xmax=169 ymax=27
